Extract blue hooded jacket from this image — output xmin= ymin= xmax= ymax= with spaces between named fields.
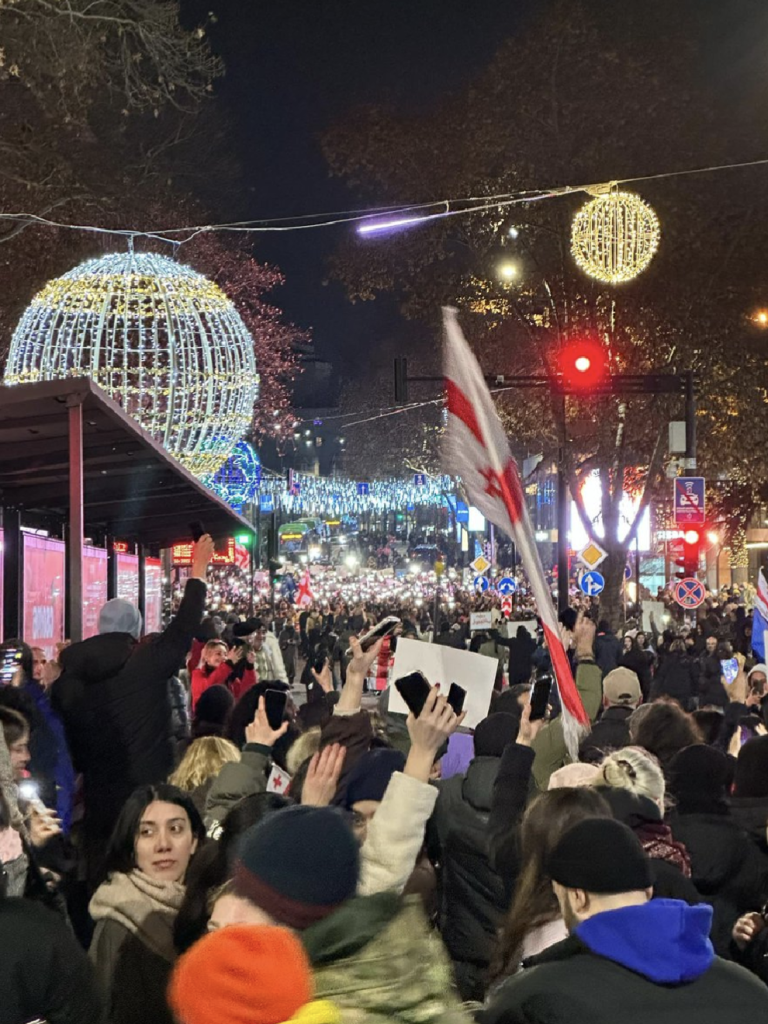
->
xmin=575 ymin=899 xmax=714 ymax=984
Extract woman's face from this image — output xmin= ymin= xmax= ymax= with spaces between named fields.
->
xmin=134 ymin=800 xmax=198 ymax=883
xmin=623 ymin=635 xmax=633 ymax=651
xmin=9 ymin=729 xmax=30 ymax=780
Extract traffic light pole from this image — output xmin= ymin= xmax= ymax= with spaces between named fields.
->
xmin=395 ymin=361 xmax=696 ymax=612
xmin=557 ymin=394 xmax=570 ymax=612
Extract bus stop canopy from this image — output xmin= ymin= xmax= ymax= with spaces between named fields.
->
xmin=0 ymin=377 xmax=253 ymax=546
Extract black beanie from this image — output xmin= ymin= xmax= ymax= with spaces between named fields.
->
xmin=342 ymin=749 xmax=406 ymax=810
xmin=234 ymin=806 xmax=359 ymax=930
xmin=474 ymin=714 xmax=517 ymax=758
xmin=668 ymin=744 xmax=731 ymax=813
xmin=734 ymin=735 xmax=768 ymax=798
xmin=546 ymin=818 xmax=653 ymax=893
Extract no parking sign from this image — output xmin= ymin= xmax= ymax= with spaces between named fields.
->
xmin=673 ymin=577 xmax=705 ymax=609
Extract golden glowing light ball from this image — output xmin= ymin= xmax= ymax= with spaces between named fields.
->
xmin=571 ymin=189 xmax=660 ymax=284
xmin=4 ymin=252 xmax=260 ymax=477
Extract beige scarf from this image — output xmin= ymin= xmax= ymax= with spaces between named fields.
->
xmin=89 ymin=869 xmax=185 ymax=962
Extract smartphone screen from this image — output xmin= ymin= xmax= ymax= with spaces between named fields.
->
xmin=721 ymin=657 xmax=739 ymax=685
xmin=0 ymin=647 xmax=22 ymax=685
xmin=447 ymin=683 xmax=466 ymax=716
xmin=346 ymin=616 xmax=401 ymax=656
xmin=264 ymin=688 xmax=288 ymax=730
xmin=529 ymin=674 xmax=553 ymax=721
xmin=395 ymin=671 xmax=432 ymax=717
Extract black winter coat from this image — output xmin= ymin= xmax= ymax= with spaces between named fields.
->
xmin=698 ymin=654 xmax=728 ymax=709
xmin=730 ymin=795 xmax=768 ymax=856
xmin=53 ymin=579 xmax=205 ymax=856
xmin=579 ymin=705 xmax=633 ymax=761
xmin=430 ymin=757 xmax=508 ymax=999
xmin=650 ymin=651 xmax=699 ymax=708
xmin=594 ymin=630 xmax=622 ymax=676
xmin=618 ymin=647 xmax=652 ymax=699
xmin=478 ymin=931 xmax=768 ymax=1024
xmin=668 ymin=810 xmax=768 ymax=956
xmin=0 ymin=897 xmax=106 ymax=1024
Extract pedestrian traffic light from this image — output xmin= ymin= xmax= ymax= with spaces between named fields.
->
xmin=557 ymin=340 xmax=609 ymax=391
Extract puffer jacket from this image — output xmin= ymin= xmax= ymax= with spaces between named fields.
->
xmin=650 ymin=651 xmax=699 ymax=709
xmin=668 ymin=809 xmax=768 ymax=956
xmin=430 ymin=757 xmax=508 ymax=1000
xmin=302 ymin=892 xmax=472 ymax=1024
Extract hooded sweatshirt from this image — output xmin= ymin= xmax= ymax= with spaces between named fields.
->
xmin=479 ymin=899 xmax=768 ymax=1024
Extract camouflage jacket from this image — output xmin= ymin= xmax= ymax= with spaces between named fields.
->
xmin=302 ymin=892 xmax=472 ymax=1024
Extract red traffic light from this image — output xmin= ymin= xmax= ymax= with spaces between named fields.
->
xmin=558 ymin=340 xmax=608 ymax=390
xmin=683 ymin=529 xmax=700 ymax=545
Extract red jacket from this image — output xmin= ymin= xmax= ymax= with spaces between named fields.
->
xmin=191 ymin=661 xmax=258 ymax=710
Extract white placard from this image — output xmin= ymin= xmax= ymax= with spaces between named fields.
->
xmin=641 ymin=600 xmax=665 ymax=633
xmin=470 ymin=611 xmax=493 ymax=632
xmin=390 ymin=638 xmax=497 ymax=729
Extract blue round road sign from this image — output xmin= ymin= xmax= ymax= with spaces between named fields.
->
xmin=579 ymin=570 xmax=605 ymax=597
xmin=497 ymin=576 xmax=517 ymax=595
xmin=673 ymin=577 xmax=705 ymax=609
xmin=474 ymin=575 xmax=490 ymax=592
xmin=624 ymin=565 xmax=632 ymax=580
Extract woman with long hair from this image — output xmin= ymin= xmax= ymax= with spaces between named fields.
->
xmin=489 ymin=788 xmax=612 ymax=984
xmin=168 ymin=736 xmax=241 ymax=815
xmin=89 ymin=783 xmax=206 ymax=1024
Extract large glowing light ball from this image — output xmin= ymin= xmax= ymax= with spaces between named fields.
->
xmin=571 ymin=190 xmax=660 ymax=284
xmin=4 ymin=252 xmax=260 ymax=477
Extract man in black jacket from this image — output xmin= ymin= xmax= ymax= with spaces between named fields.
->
xmin=480 ymin=818 xmax=768 ymax=1024
xmin=579 ymin=667 xmax=641 ymax=762
xmin=594 ymin=619 xmax=622 ymax=676
xmin=52 ymin=534 xmax=213 ymax=884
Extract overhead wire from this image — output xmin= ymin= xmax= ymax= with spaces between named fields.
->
xmin=3 ymin=154 xmax=768 ymax=244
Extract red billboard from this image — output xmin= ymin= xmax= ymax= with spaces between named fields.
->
xmin=144 ymin=557 xmax=163 ymax=634
xmin=22 ymin=534 xmax=65 ymax=657
xmin=83 ymin=546 xmax=108 ymax=639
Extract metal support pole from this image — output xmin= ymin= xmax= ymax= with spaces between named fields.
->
xmin=2 ymin=507 xmax=22 ymax=640
xmin=557 ymin=395 xmax=569 ymax=612
xmin=106 ymin=534 xmax=118 ymax=600
xmin=67 ymin=399 xmax=84 ymax=643
xmin=685 ymin=371 xmax=697 ymax=471
xmin=137 ymin=541 xmax=146 ymax=630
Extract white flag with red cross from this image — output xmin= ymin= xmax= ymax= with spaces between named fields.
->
xmin=296 ymin=569 xmax=315 ymax=609
xmin=442 ymin=307 xmax=589 ymax=751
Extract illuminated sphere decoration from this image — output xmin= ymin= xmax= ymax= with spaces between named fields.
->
xmin=4 ymin=251 xmax=260 ymax=476
xmin=205 ymin=440 xmax=261 ymax=512
xmin=571 ymin=190 xmax=660 ymax=284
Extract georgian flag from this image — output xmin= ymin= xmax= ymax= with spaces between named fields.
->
xmin=442 ymin=307 xmax=589 ymax=750
xmin=753 ymin=569 xmax=768 ymax=663
xmin=296 ymin=569 xmax=315 ymax=609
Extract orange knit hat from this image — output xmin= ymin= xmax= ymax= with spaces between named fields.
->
xmin=169 ymin=925 xmax=315 ymax=1024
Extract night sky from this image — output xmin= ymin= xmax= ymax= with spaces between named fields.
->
xmin=186 ymin=0 xmax=535 ymax=371
xmin=187 ymin=0 xmax=767 ymax=379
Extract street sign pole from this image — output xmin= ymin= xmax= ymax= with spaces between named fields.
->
xmin=557 ymin=394 xmax=569 ymax=612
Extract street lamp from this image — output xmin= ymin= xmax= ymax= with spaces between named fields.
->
xmin=497 ymin=260 xmax=520 ymax=282
xmin=751 ymin=310 xmax=768 ymax=327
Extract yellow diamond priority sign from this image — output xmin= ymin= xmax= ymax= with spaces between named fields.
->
xmin=578 ymin=541 xmax=608 ymax=570
xmin=471 ymin=554 xmax=491 ymax=575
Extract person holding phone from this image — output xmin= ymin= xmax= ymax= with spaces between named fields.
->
xmin=53 ymin=534 xmax=215 ymax=888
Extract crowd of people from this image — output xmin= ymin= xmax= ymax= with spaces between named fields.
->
xmin=2 ymin=532 xmax=768 ymax=1023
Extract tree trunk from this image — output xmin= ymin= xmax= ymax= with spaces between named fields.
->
xmin=598 ymin=549 xmax=627 ymax=632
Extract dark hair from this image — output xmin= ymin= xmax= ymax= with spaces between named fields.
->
xmin=174 ymin=791 xmax=291 ymax=953
xmin=632 ymin=702 xmax=702 ymax=769
xmin=691 ymin=708 xmax=724 ymax=746
xmin=102 ymin=783 xmax=206 ymax=881
xmin=597 ymin=620 xmax=610 ymax=634
xmin=192 ymin=685 xmax=235 ymax=739
xmin=490 ymin=789 xmax=612 ymax=981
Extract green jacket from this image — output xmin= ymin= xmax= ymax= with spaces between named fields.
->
xmin=302 ymin=893 xmax=472 ymax=1024
xmin=531 ymin=659 xmax=603 ymax=791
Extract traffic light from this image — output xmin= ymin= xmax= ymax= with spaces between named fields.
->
xmin=557 ymin=340 xmax=609 ymax=391
xmin=673 ymin=528 xmax=701 ymax=579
